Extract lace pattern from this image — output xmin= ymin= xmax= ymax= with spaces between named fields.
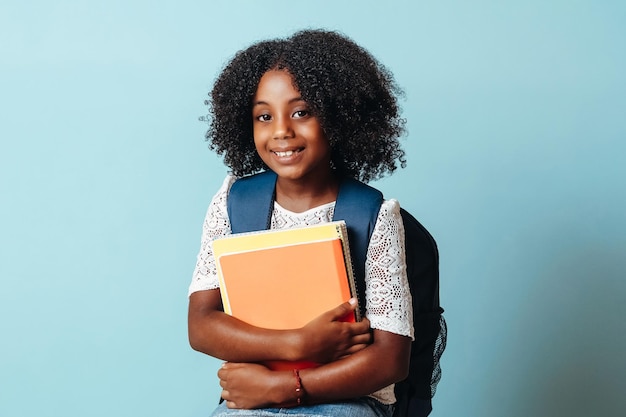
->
xmin=189 ymin=174 xmax=414 ymax=404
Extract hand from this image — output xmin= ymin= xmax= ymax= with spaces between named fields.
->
xmin=218 ymin=362 xmax=283 ymax=409
xmin=298 ymin=298 xmax=372 ymax=363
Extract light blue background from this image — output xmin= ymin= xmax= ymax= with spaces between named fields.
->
xmin=1 ymin=1 xmax=624 ymax=416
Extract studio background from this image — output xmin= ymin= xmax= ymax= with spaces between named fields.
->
xmin=1 ymin=1 xmax=624 ymax=416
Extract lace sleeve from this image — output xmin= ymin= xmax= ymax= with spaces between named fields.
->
xmin=188 ymin=175 xmax=236 ymax=296
xmin=365 ymin=199 xmax=414 ymax=340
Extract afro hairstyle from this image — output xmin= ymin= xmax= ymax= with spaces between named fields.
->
xmin=204 ymin=29 xmax=407 ymax=183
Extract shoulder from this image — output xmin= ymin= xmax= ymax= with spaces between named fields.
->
xmin=374 ymin=199 xmax=404 ymax=240
xmin=377 ymin=199 xmax=402 ymax=225
xmin=210 ymin=174 xmax=237 ymax=200
xmin=204 ymin=174 xmax=237 ymax=216
xmin=380 ymin=198 xmax=401 ymax=215
xmin=379 ymin=200 xmax=437 ymax=250
xmin=221 ymin=173 xmax=238 ymax=193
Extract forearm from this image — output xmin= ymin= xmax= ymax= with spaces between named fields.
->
xmin=267 ymin=329 xmax=411 ymax=406
xmin=189 ymin=289 xmax=371 ymax=365
xmin=188 ymin=289 xmax=302 ymax=363
xmin=192 ymin=315 xmax=303 ymax=362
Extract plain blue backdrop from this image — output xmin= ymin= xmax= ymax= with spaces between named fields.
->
xmin=1 ymin=1 xmax=624 ymax=416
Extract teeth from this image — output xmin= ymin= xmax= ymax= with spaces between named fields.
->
xmin=275 ymin=150 xmax=295 ymax=157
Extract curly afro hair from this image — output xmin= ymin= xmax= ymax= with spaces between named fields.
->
xmin=204 ymin=29 xmax=406 ymax=183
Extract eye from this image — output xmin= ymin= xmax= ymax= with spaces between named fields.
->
xmin=255 ymin=113 xmax=272 ymax=122
xmin=292 ymin=110 xmax=309 ymax=119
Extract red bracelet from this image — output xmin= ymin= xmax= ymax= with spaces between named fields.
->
xmin=293 ymin=369 xmax=304 ymax=405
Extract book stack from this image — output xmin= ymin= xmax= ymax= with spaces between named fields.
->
xmin=211 ymin=220 xmax=359 ymax=370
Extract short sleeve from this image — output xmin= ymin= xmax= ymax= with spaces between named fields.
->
xmin=364 ymin=199 xmax=414 ymax=340
xmin=188 ymin=175 xmax=236 ymax=296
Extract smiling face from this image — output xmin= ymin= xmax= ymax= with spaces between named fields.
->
xmin=252 ymin=70 xmax=333 ymax=186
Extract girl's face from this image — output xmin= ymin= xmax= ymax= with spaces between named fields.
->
xmin=252 ymin=70 xmax=332 ymax=184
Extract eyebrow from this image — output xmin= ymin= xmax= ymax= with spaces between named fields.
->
xmin=252 ymin=97 xmax=306 ymax=107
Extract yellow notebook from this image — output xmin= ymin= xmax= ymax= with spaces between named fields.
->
xmin=211 ymin=221 xmax=359 ymax=370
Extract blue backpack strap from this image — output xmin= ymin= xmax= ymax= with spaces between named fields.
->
xmin=333 ymin=178 xmax=383 ymax=316
xmin=227 ymin=171 xmax=277 ymax=233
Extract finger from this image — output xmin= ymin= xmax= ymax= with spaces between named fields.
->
xmin=351 ymin=332 xmax=372 ymax=345
xmin=344 ymin=320 xmax=370 ymax=336
xmin=344 ymin=343 xmax=369 ymax=355
xmin=354 ymin=319 xmax=371 ymax=332
xmin=327 ymin=298 xmax=359 ymax=320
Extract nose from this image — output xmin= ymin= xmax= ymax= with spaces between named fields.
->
xmin=272 ymin=116 xmax=294 ymax=140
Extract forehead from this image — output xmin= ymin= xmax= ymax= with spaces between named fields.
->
xmin=254 ymin=70 xmax=302 ymax=102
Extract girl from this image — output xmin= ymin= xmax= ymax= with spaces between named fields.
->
xmin=188 ymin=29 xmax=412 ymax=417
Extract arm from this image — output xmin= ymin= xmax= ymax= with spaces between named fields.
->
xmin=301 ymin=329 xmax=411 ymax=401
xmin=188 ymin=289 xmax=371 ymax=364
xmin=218 ymin=329 xmax=411 ymax=409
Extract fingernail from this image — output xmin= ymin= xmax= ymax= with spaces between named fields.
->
xmin=348 ymin=298 xmax=357 ymax=306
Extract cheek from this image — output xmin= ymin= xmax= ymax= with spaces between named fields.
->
xmin=312 ymin=127 xmax=331 ymax=150
xmin=252 ymin=132 xmax=271 ymax=164
xmin=301 ymin=123 xmax=326 ymax=141
xmin=253 ymin=137 xmax=264 ymax=155
xmin=252 ymin=125 xmax=264 ymax=147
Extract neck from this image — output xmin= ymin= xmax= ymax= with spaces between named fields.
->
xmin=274 ymin=171 xmax=340 ymax=213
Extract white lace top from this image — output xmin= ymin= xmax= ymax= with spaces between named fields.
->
xmin=189 ymin=175 xmax=414 ymax=404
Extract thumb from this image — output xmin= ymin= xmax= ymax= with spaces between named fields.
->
xmin=329 ymin=297 xmax=359 ymax=321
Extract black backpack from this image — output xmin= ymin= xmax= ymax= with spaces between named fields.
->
xmin=227 ymin=171 xmax=446 ymax=417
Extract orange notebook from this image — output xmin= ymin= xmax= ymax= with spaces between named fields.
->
xmin=211 ymin=220 xmax=359 ymax=370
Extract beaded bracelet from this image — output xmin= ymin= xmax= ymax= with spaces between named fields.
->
xmin=293 ymin=369 xmax=304 ymax=405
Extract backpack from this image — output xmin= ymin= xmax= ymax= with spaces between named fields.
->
xmin=227 ymin=171 xmax=446 ymax=417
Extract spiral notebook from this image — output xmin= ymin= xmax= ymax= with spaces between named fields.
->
xmin=211 ymin=220 xmax=359 ymax=370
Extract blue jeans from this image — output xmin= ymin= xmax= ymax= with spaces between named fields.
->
xmin=210 ymin=397 xmax=393 ymax=417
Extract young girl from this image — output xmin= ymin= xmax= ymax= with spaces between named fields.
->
xmin=189 ymin=29 xmax=413 ymax=417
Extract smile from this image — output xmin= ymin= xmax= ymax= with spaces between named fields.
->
xmin=272 ymin=149 xmax=303 ymax=157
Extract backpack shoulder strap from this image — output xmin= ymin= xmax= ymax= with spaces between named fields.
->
xmin=332 ymin=178 xmax=383 ymax=316
xmin=227 ymin=171 xmax=277 ymax=234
